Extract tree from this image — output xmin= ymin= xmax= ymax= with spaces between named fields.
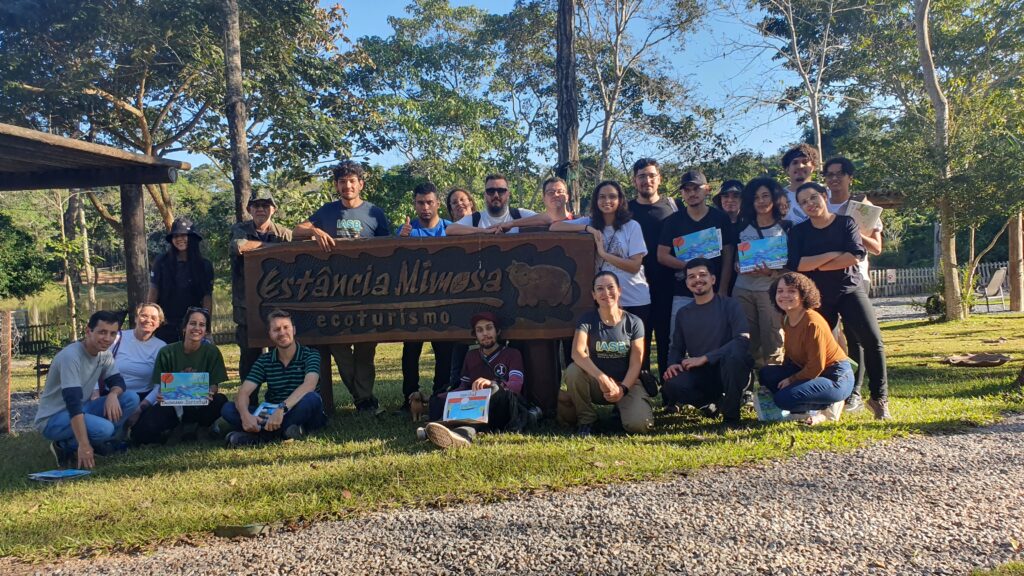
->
xmin=222 ymin=0 xmax=252 ymax=222
xmin=0 ymin=213 xmax=49 ymax=302
xmin=0 ymin=0 xmax=380 ymax=230
xmin=556 ymin=0 xmax=581 ymax=211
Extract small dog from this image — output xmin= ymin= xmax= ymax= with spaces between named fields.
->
xmin=408 ymin=391 xmax=427 ymax=422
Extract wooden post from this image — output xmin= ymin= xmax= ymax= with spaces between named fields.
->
xmin=1 ymin=311 xmax=12 ymax=434
xmin=120 ymin=184 xmax=149 ymax=324
xmin=1009 ymin=212 xmax=1023 ymax=312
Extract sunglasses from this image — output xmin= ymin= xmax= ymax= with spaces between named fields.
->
xmin=485 ymin=187 xmax=509 ymax=196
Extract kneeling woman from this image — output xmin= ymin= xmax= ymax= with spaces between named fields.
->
xmin=760 ymin=272 xmax=853 ymax=425
xmin=132 ymin=308 xmax=229 ymax=443
xmin=563 ymin=272 xmax=653 ymax=436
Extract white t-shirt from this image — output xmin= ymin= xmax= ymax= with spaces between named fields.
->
xmin=455 ymin=208 xmax=538 ymax=234
xmin=572 ymin=217 xmax=650 ymax=307
xmin=112 ymin=330 xmax=166 ymax=395
xmin=784 ymin=187 xmax=808 ymax=224
xmin=829 ymin=195 xmax=882 ymax=281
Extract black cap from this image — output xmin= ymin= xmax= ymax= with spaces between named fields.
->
xmin=679 ymin=170 xmax=707 ymax=186
xmin=165 ymin=216 xmax=202 ymax=242
xmin=720 ymin=179 xmax=743 ymax=195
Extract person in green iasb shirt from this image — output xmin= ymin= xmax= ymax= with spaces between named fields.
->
xmin=131 ymin=308 xmax=228 ymax=444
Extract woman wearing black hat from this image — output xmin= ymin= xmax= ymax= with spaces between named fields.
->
xmin=147 ymin=216 xmax=215 ymax=343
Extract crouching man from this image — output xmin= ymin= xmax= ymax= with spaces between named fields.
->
xmin=422 ymin=312 xmax=533 ymax=449
xmin=35 ymin=311 xmax=140 ymax=468
xmin=222 ymin=310 xmax=327 ymax=446
xmin=662 ymin=259 xmax=752 ymax=426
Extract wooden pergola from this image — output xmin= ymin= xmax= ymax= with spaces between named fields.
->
xmin=0 ymin=122 xmax=188 ymax=434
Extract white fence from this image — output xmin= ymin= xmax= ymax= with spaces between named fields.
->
xmin=868 ymin=261 xmax=1008 ymax=297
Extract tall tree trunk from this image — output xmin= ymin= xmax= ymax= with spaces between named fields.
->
xmin=77 ymin=200 xmax=97 ymax=315
xmin=56 ymin=192 xmax=79 ymax=341
xmin=120 ymin=184 xmax=149 ymax=327
xmin=64 ymin=193 xmax=83 ymax=310
xmin=224 ymin=0 xmax=251 ymax=223
xmin=1009 ymin=212 xmax=1023 ymax=311
xmin=915 ymin=0 xmax=963 ymax=320
xmin=555 ymin=0 xmax=581 ymax=214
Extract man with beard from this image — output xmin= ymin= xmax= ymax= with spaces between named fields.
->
xmin=421 ymin=312 xmax=530 ymax=449
xmin=661 ymin=259 xmax=751 ymax=424
xmin=657 ymin=169 xmax=736 ymax=345
xmin=446 ymin=173 xmax=552 ymax=235
xmin=223 ymin=310 xmax=327 ymax=446
xmin=627 ymin=158 xmax=681 ymax=377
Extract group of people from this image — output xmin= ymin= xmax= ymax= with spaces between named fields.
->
xmin=35 ymin=145 xmax=893 ymax=465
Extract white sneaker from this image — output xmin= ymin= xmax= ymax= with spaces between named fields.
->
xmin=823 ymin=400 xmax=845 ymax=422
xmin=425 ymin=422 xmax=470 ymax=449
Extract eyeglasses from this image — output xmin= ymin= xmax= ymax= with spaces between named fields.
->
xmin=485 ymin=187 xmax=509 ymax=196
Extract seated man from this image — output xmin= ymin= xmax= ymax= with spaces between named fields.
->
xmin=422 ymin=312 xmax=531 ymax=449
xmin=35 ymin=311 xmax=140 ymax=468
xmin=662 ymin=258 xmax=752 ymax=425
xmin=222 ymin=310 xmax=327 ymax=446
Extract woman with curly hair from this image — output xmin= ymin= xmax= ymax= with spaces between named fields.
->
xmin=760 ymin=272 xmax=853 ymax=426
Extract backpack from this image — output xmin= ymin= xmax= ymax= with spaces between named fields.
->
xmin=472 ymin=207 xmax=522 ymax=228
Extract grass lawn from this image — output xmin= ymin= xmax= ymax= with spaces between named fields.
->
xmin=1 ymin=315 xmax=1022 ymax=560
xmin=975 ymin=563 xmax=1024 ymax=575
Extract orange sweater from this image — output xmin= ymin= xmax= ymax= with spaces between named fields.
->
xmin=783 ymin=309 xmax=848 ymax=381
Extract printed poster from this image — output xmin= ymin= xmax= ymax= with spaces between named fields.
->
xmin=159 ymin=372 xmax=210 ymax=406
xmin=737 ymin=236 xmax=788 ymax=273
xmin=671 ymin=228 xmax=722 ymax=261
xmin=442 ymin=388 xmax=492 ymax=424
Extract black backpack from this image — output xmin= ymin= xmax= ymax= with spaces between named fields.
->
xmin=472 ymin=207 xmax=522 ymax=227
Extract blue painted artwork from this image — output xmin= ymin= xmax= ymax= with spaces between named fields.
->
xmin=159 ymin=372 xmax=210 ymax=406
xmin=737 ymin=235 xmax=788 ymax=273
xmin=671 ymin=228 xmax=722 ymax=261
xmin=442 ymin=389 xmax=492 ymax=424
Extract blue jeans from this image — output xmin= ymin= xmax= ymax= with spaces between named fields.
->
xmin=760 ymin=361 xmax=854 ymax=413
xmin=221 ymin=391 xmax=327 ymax=433
xmin=42 ymin=392 xmax=140 ymax=450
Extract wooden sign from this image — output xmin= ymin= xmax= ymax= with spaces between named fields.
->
xmin=244 ymin=233 xmax=596 ymax=347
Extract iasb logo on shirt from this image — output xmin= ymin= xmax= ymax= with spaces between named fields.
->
xmin=596 ymin=340 xmax=628 ymax=354
xmin=336 ymin=218 xmax=364 ymax=237
xmin=493 ymin=363 xmax=508 ymax=379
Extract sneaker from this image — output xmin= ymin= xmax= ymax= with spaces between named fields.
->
xmin=844 ymin=394 xmax=864 ymax=413
xmin=424 ymin=422 xmax=470 ymax=449
xmin=866 ymin=398 xmax=893 ymax=421
xmin=576 ymin=424 xmax=593 ymax=437
xmin=699 ymin=403 xmax=719 ymax=419
xmin=415 ymin=426 xmax=427 ymax=441
xmin=226 ymin=431 xmax=261 ymax=447
xmin=662 ymin=403 xmax=680 ymax=415
xmin=283 ymin=424 xmax=306 ymax=440
xmin=526 ymin=406 xmax=543 ymax=429
xmin=49 ymin=441 xmax=72 ymax=468
xmin=741 ymin=390 xmax=755 ymax=408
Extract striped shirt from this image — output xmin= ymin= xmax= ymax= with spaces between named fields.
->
xmin=247 ymin=342 xmax=320 ymax=404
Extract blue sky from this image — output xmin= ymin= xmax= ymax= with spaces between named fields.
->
xmin=167 ymin=0 xmax=804 ymax=169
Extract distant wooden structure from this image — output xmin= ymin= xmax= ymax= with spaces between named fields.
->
xmin=0 ymin=122 xmax=187 ymax=434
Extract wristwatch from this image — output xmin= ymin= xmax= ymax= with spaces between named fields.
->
xmin=277 ymin=402 xmax=289 ymax=414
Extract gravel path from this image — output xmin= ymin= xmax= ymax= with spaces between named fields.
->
xmin=9 ymin=416 xmax=1024 ymax=576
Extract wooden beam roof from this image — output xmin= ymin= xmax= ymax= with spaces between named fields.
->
xmin=0 ymin=123 xmax=190 ymax=191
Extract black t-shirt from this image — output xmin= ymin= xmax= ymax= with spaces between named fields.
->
xmin=628 ymin=196 xmax=682 ymax=288
xmin=657 ymin=206 xmax=737 ymax=297
xmin=577 ymin=310 xmax=644 ymax=382
xmin=786 ymin=214 xmax=866 ymax=304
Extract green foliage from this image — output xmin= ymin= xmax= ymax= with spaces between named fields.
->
xmin=0 ymin=212 xmax=50 ymax=301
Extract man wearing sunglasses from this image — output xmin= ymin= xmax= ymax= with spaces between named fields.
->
xmin=231 ymin=190 xmax=292 ymax=397
xmin=446 ymin=173 xmax=552 ymax=235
